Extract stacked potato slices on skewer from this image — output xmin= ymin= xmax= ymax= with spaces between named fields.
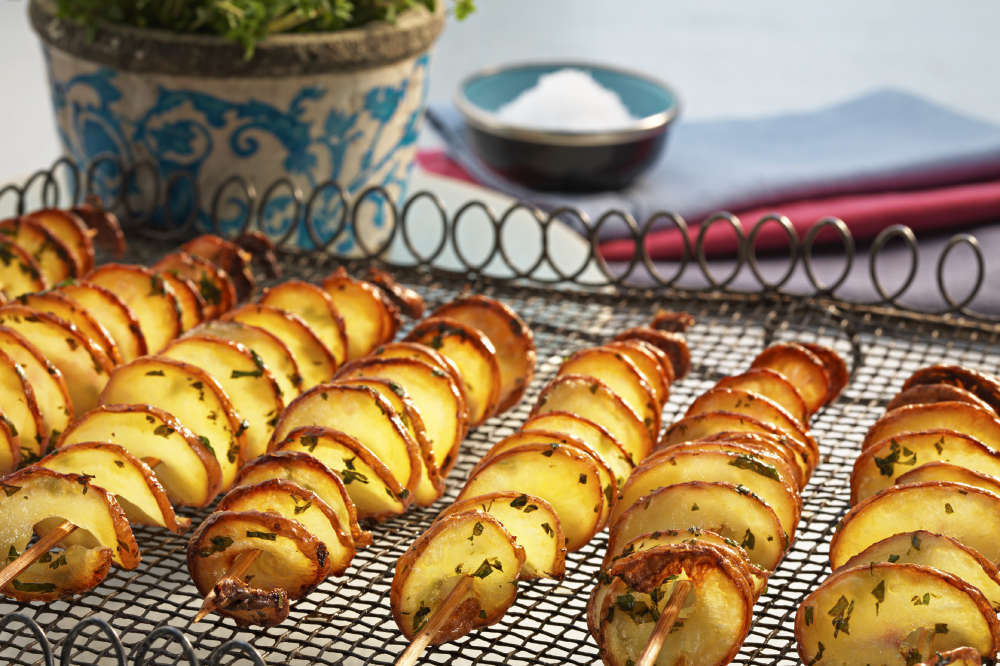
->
xmin=590 ymin=339 xmax=846 ymax=666
xmin=796 ymin=365 xmax=1000 ymax=666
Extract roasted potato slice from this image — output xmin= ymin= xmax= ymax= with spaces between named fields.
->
xmin=798 ymin=342 xmax=849 ymax=404
xmin=795 ymin=563 xmax=1000 ymax=666
xmin=404 ymin=316 xmax=501 ymax=426
xmin=0 ymin=410 xmax=19 ymax=475
xmin=85 ymin=264 xmax=182 ymax=353
xmin=259 ymin=280 xmax=348 ymax=367
xmin=650 ymin=309 xmax=695 ymax=333
xmin=522 ymin=411 xmax=634 ymax=488
xmin=430 ymin=296 xmax=536 ymax=415
xmin=750 ymin=342 xmax=831 ymax=416
xmin=1 ymin=544 xmax=111 ymax=603
xmin=390 ymin=510 xmax=525 ymax=643
xmin=182 ymin=234 xmax=256 ymax=302
xmin=713 ymin=368 xmax=809 ymax=425
xmin=16 ymin=291 xmax=122 ymax=365
xmin=699 ymin=430 xmax=810 ymax=488
xmin=24 ymin=209 xmax=95 ymax=275
xmin=372 ymin=341 xmax=465 ymax=395
xmin=612 ymin=326 xmax=689 ymax=379
xmin=862 ymin=402 xmax=1000 ymax=452
xmin=654 ymin=437 xmax=802 ymax=492
xmin=276 ymin=426 xmax=408 ymax=520
xmin=225 ymin=304 xmax=336 ymax=388
xmin=903 ymin=365 xmax=1000 ymax=416
xmin=918 ymin=648 xmax=982 ymax=666
xmin=605 ymin=481 xmax=786 ymax=571
xmin=0 ymin=347 xmax=46 ymax=465
xmin=152 ymin=251 xmax=237 ymax=319
xmin=839 ymin=530 xmax=1000 ymax=612
xmin=216 ymin=478 xmax=355 ymax=576
xmin=851 ymin=430 xmax=1000 ymax=505
xmin=0 ymin=305 xmax=113 ymax=413
xmin=830 ymin=482 xmax=1000 ymax=569
xmin=437 ymin=492 xmax=566 ymax=581
xmin=99 ymin=356 xmax=247 ymax=490
xmin=235 ymin=450 xmax=370 ymax=548
xmin=322 ymin=267 xmax=395 ymax=359
xmin=457 ymin=443 xmax=604 ymax=552
xmin=192 ymin=319 xmax=303 ymax=399
xmin=897 ymin=462 xmax=1000 ymax=497
xmin=160 ymin=335 xmax=284 ymax=461
xmin=597 ymin=543 xmax=754 ymax=666
xmin=0 ymin=239 xmax=46 ymax=298
xmin=58 ymin=281 xmax=147 ymax=362
xmin=366 ymin=266 xmax=425 ymax=320
xmin=70 ymin=198 xmax=126 ymax=258
xmin=187 ymin=510 xmax=330 ymax=626
xmin=532 ymin=374 xmax=653 ymax=465
xmin=37 ymin=442 xmax=188 ymax=534
xmin=887 ymin=384 xmax=994 ymax=414
xmin=0 ymin=325 xmax=72 ymax=452
xmin=334 ymin=357 xmax=468 ymax=475
xmin=558 ymin=347 xmax=660 ymax=439
xmin=160 ymin=271 xmax=206 ymax=332
xmin=604 ymin=340 xmax=670 ymax=409
xmin=0 ymin=217 xmax=80 ymax=283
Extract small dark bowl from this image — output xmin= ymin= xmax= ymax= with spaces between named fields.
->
xmin=456 ymin=61 xmax=680 ymax=192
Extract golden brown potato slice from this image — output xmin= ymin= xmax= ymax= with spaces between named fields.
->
xmin=235 ymin=450 xmax=370 ymax=548
xmin=839 ymin=530 xmax=1000 ymax=612
xmin=192 ymin=319 xmax=302 ymax=399
xmin=750 ymin=342 xmax=831 ymax=416
xmin=258 ymin=280 xmax=348 ymax=368
xmin=85 ymin=264 xmax=182 ymax=353
xmin=830 ymin=482 xmax=1000 ymax=569
xmin=1 ymin=543 xmax=111 ymax=603
xmin=225 ymin=303 xmax=336 ymax=388
xmin=903 ymin=365 xmax=1000 ymax=416
xmin=182 ymin=234 xmax=256 ymax=302
xmin=532 ymin=374 xmax=653 ymax=465
xmin=152 ymin=251 xmax=237 ymax=319
xmin=612 ymin=326 xmax=689 ymax=379
xmin=0 ymin=347 xmax=46 ymax=465
xmin=58 ymin=281 xmax=147 ymax=363
xmin=798 ymin=342 xmax=849 ymax=404
xmin=99 ymin=356 xmax=246 ymax=491
xmin=0 ymin=239 xmax=46 ymax=298
xmin=275 ymin=426 xmax=407 ymax=521
xmin=70 ymin=199 xmax=126 ymax=259
xmin=918 ymin=648 xmax=983 ymax=666
xmin=372 ymin=341 xmax=464 ymax=391
xmin=457 ymin=444 xmax=604 ymax=552
xmin=390 ymin=510 xmax=525 ymax=643
xmin=24 ymin=209 xmax=95 ymax=275
xmin=597 ymin=543 xmax=754 ymax=666
xmin=57 ymin=403 xmax=222 ymax=508
xmin=365 ymin=266 xmax=424 ymax=320
xmin=0 ymin=409 xmax=19 ymax=474
xmin=216 ymin=479 xmax=355 ymax=576
xmin=604 ymin=340 xmax=670 ymax=409
xmin=37 ymin=441 xmax=188 ymax=534
xmin=404 ymin=316 xmax=501 ymax=427
xmin=160 ymin=335 xmax=284 ymax=461
xmin=430 ymin=296 xmax=536 ymax=415
xmin=897 ymin=462 xmax=1000 ymax=497
xmin=0 ymin=325 xmax=72 ymax=452
xmin=437 ymin=492 xmax=566 ymax=581
xmin=15 ymin=291 xmax=122 ymax=365
xmin=558 ymin=347 xmax=660 ymax=439
xmin=613 ymin=449 xmax=801 ymax=537
xmin=654 ymin=438 xmax=802 ymax=492
xmin=335 ymin=357 xmax=468 ymax=475
xmin=714 ymin=368 xmax=808 ymax=425
xmin=863 ymin=402 xmax=1000 ymax=452
xmin=160 ymin=271 xmax=205 ymax=332
xmin=795 ymin=563 xmax=1000 ymax=666
xmin=522 ymin=411 xmax=634 ymax=487
xmin=698 ymin=427 xmax=814 ymax=482
xmin=605 ymin=481 xmax=786 ymax=571
xmin=187 ymin=510 xmax=330 ymax=626
xmin=0 ymin=217 xmax=80 ymax=283
xmin=0 ymin=305 xmax=113 ymax=414
xmin=650 ymin=309 xmax=695 ymax=333
xmin=322 ymin=267 xmax=395 ymax=359
xmin=887 ymin=384 xmax=994 ymax=414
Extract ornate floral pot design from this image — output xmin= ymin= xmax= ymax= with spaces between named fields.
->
xmin=30 ymin=0 xmax=445 ymax=253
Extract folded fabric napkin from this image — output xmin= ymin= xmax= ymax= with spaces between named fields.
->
xmin=424 ymin=90 xmax=1000 ymax=258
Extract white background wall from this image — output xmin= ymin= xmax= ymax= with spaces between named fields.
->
xmin=2 ymin=0 xmax=999 ymax=181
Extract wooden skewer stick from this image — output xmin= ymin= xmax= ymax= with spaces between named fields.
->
xmin=0 ymin=520 xmax=77 ymax=590
xmin=193 ymin=548 xmax=263 ymax=623
xmin=395 ymin=575 xmax=474 ymax=666
xmin=634 ymin=579 xmax=694 ymax=666
xmin=915 ymin=626 xmax=932 ymax=661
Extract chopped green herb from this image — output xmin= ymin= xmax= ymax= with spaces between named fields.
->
xmin=246 ymin=531 xmax=277 ymax=541
xmin=578 ymin=473 xmax=587 ymax=484
xmin=741 ymin=528 xmax=755 ymax=550
xmin=509 ymin=494 xmax=528 ymax=509
xmin=199 ymin=535 xmax=234 ymax=557
xmin=469 ymin=522 xmax=484 ymax=541
xmin=803 ymin=605 xmax=813 ymax=626
xmin=871 ymin=579 xmax=885 ymax=614
xmin=300 ymin=435 xmax=319 ymax=452
xmin=888 ymin=554 xmax=900 ymax=563
xmin=911 ymin=533 xmax=922 ymax=551
xmin=412 ymin=603 xmax=431 ymax=633
xmin=728 ymin=453 xmax=781 ymax=480
xmin=873 ymin=441 xmax=917 ymax=477
xmin=341 ymin=469 xmax=369 ymax=485
xmin=11 ymin=580 xmax=57 ymax=593
xmin=541 ymin=523 xmax=555 ymax=538
xmin=691 ymin=503 xmax=700 ymax=511
xmin=145 ymin=370 xmax=165 ymax=377
xmin=472 ymin=559 xmax=494 ymax=579
xmin=945 ymin=503 xmax=954 ymax=514
xmin=199 ymin=435 xmax=216 ymax=457
xmin=523 ymin=504 xmax=538 ymax=514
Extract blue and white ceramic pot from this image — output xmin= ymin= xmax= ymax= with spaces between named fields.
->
xmin=30 ymin=0 xmax=445 ymax=254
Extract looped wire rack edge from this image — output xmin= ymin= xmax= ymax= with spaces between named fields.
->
xmin=2 ymin=159 xmax=1000 ymax=666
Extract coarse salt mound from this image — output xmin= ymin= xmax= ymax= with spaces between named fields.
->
xmin=494 ymin=68 xmax=638 ymax=133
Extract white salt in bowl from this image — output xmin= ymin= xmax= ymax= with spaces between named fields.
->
xmin=456 ymin=62 xmax=680 ymax=191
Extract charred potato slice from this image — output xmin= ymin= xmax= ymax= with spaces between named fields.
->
xmin=863 ymin=402 xmax=1000 ymax=451
xmin=795 ymin=563 xmax=1000 ymax=666
xmin=235 ymin=450 xmax=370 ymax=548
xmin=366 ymin=266 xmax=425 ymax=320
xmin=897 ymin=462 xmax=1000 ymax=497
xmin=0 ymin=305 xmax=113 ymax=413
xmin=16 ymin=291 xmax=122 ymax=365
xmin=521 ymin=411 xmax=634 ymax=487
xmin=605 ymin=481 xmax=786 ymax=571
xmin=24 ymin=209 xmax=95 ymax=275
xmin=225 ymin=304 xmax=336 ymax=388
xmin=192 ymin=319 xmax=302 ymax=399
xmin=713 ymin=368 xmax=808 ymax=425
xmin=0 ymin=217 xmax=80 ymax=283
xmin=0 ymin=347 xmax=46 ymax=465
xmin=532 ymin=374 xmax=653 ymax=464
xmin=404 ymin=316 xmax=501 ymax=426
xmin=70 ymin=199 xmax=126 ymax=258
xmin=437 ymin=492 xmax=566 ymax=581
xmin=85 ymin=264 xmax=182 ymax=353
xmin=650 ymin=309 xmax=695 ymax=333
xmin=160 ymin=335 xmax=285 ymax=461
xmin=37 ymin=442 xmax=188 ymax=534
xmin=887 ymin=384 xmax=994 ymax=414
xmin=430 ymin=295 xmax=536 ymax=415
xmin=160 ymin=271 xmax=206 ymax=332
xmin=58 ymin=281 xmax=147 ymax=362
xmin=0 ymin=410 xmax=19 ymax=475
xmin=322 ymin=267 xmax=394 ymax=359
xmin=0 ymin=326 xmax=73 ymax=452
xmin=152 ymin=251 xmax=237 ymax=319
xmin=903 ymin=365 xmax=1000 ymax=416
xmin=750 ymin=342 xmax=831 ymax=415
xmin=0 ymin=239 xmax=46 ymax=298
xmin=259 ymin=280 xmax=348 ymax=367
xmin=612 ymin=326 xmax=689 ymax=379
xmin=182 ymin=234 xmax=256 ymax=301
xmin=830 ymin=482 xmax=1000 ymax=569
xmin=604 ymin=340 xmax=670 ymax=409
xmin=99 ymin=356 xmax=246 ymax=490
xmin=390 ymin=511 xmax=525 ymax=643
xmin=457 ymin=444 xmax=604 ymax=552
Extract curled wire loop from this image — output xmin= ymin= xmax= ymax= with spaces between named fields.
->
xmin=303 ymin=179 xmax=348 ymax=252
xmin=938 ymin=233 xmax=985 ymax=314
xmin=451 ymin=200 xmax=500 ymax=274
xmin=802 ymin=217 xmax=854 ymax=297
xmin=132 ymin=625 xmax=198 ymax=666
xmin=592 ymin=209 xmax=641 ymax=286
xmin=544 ymin=207 xmax=593 ymax=284
xmin=207 ymin=640 xmax=266 ymax=666
xmin=211 ymin=175 xmax=257 ymax=237
xmin=351 ymin=185 xmax=399 ymax=261
xmin=0 ymin=613 xmax=54 ymax=666
xmin=400 ymin=189 xmax=449 ymax=265
xmin=746 ymin=213 xmax=800 ymax=291
xmin=120 ymin=160 xmax=162 ymax=228
xmin=62 ymin=617 xmax=127 ymax=666
xmin=696 ymin=212 xmax=746 ymax=290
xmin=255 ymin=177 xmax=303 ymax=248
xmin=869 ymin=224 xmax=919 ymax=305
xmin=497 ymin=202 xmax=547 ymax=280
xmin=638 ymin=211 xmax=690 ymax=288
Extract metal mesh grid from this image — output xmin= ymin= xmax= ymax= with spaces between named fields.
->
xmin=2 ymin=242 xmax=1000 ymax=665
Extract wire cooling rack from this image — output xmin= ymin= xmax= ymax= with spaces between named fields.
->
xmin=2 ymin=158 xmax=1000 ymax=665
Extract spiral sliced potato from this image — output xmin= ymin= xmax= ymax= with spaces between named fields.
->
xmin=58 ymin=281 xmax=147 ymax=362
xmin=86 ymin=264 xmax=182 ymax=353
xmin=259 ymin=279 xmax=349 ymax=368
xmin=862 ymin=402 xmax=1000 ymax=452
xmin=750 ymin=342 xmax=830 ymax=415
xmin=192 ymin=319 xmax=303 ymax=400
